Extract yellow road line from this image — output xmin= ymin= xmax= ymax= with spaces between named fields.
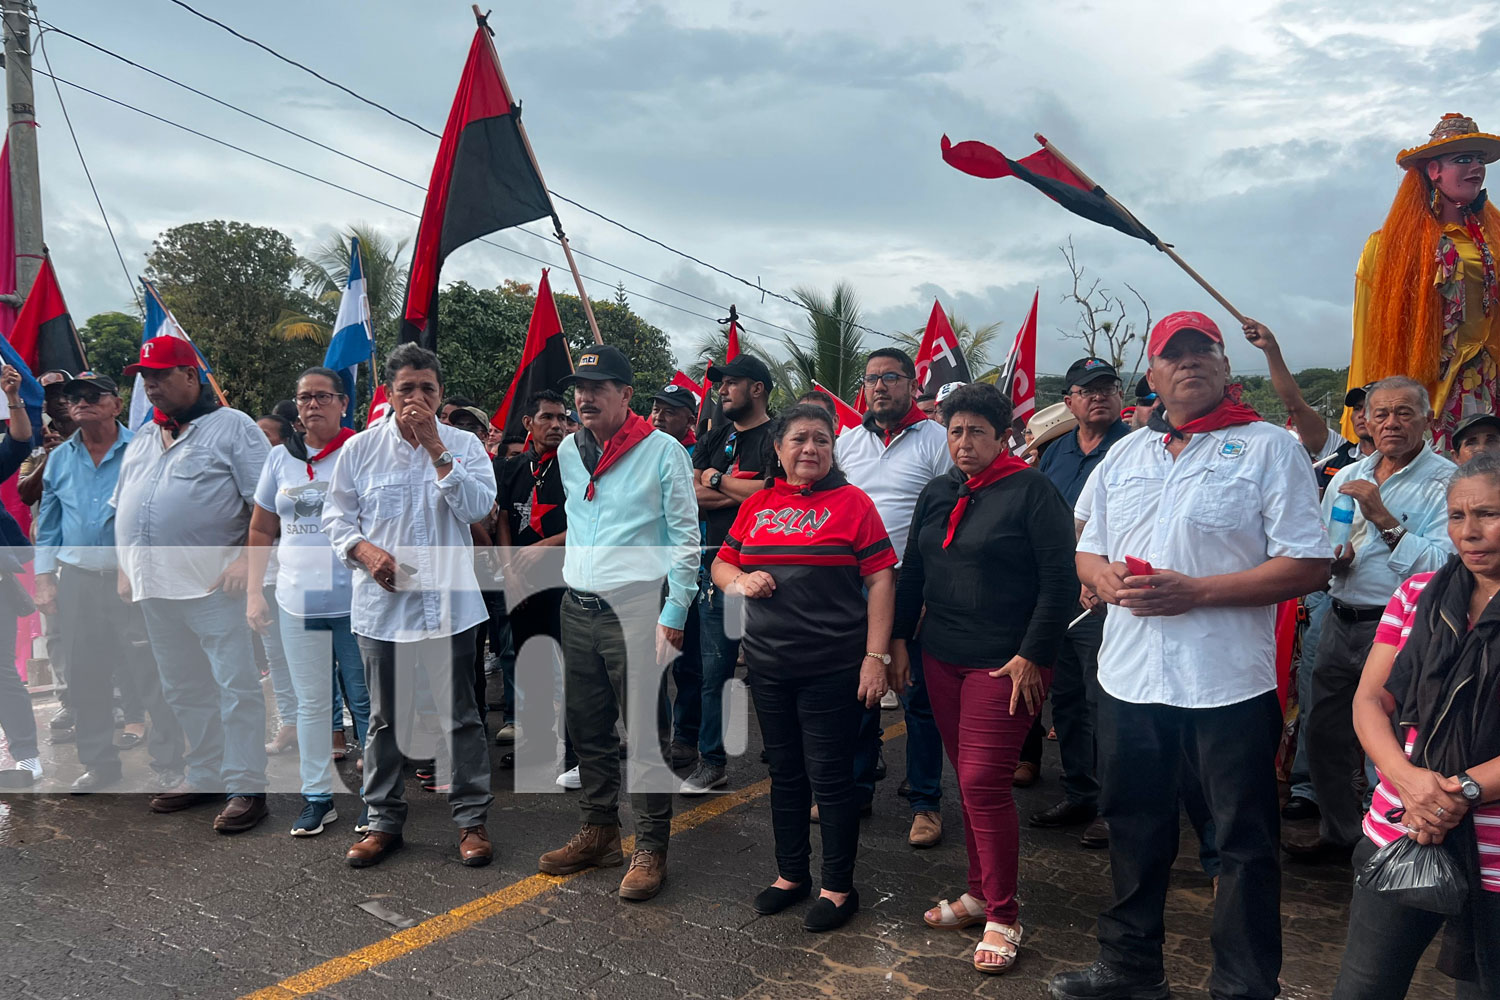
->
xmin=241 ymin=720 xmax=907 ymax=999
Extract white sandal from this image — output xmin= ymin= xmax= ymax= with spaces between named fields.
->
xmin=972 ymin=920 xmax=1022 ymax=974
xmin=922 ymin=892 xmax=985 ymax=929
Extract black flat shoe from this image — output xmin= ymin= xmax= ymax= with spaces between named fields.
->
xmin=1280 ymin=796 xmax=1320 ymax=821
xmin=1030 ymin=799 xmax=1097 ymax=828
xmin=753 ymin=881 xmax=810 ymax=915
xmin=803 ymin=888 xmax=859 ymax=932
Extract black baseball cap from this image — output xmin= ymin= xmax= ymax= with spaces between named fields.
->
xmin=705 ymin=354 xmax=774 ymax=392
xmin=61 ymin=371 xmax=119 ymax=396
xmin=1064 ymin=357 xmax=1120 ymax=389
xmin=560 ymin=345 xmax=633 ymax=387
xmin=1344 ymin=383 xmax=1373 ymax=409
xmin=1453 ymin=412 xmax=1500 ymax=449
xmin=651 ymin=383 xmax=698 ymax=410
xmin=1134 ymin=375 xmax=1156 ymax=402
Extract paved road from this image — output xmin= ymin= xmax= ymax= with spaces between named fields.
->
xmin=0 ymin=695 xmax=1457 ymax=1000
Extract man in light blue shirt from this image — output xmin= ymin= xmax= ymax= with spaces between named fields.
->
xmin=34 ymin=373 xmax=183 ymax=792
xmin=1297 ymin=375 xmax=1455 ymax=861
xmin=538 ymin=345 xmax=698 ymax=902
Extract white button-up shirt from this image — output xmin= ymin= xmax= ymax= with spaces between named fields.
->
xmin=835 ymin=417 xmax=951 ymax=564
xmin=1322 ymin=446 xmax=1455 ymax=609
xmin=321 ymin=417 xmax=496 ymax=641
xmin=113 ymin=407 xmax=268 ymax=601
xmin=1077 ymin=421 xmax=1329 ymax=708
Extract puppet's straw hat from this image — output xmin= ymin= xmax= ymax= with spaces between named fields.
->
xmin=1398 ymin=113 xmax=1500 ymax=169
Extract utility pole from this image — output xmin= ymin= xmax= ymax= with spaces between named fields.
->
xmin=2 ymin=0 xmax=40 ymax=308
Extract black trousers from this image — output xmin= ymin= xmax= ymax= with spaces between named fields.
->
xmin=1051 ymin=610 xmax=1103 ymax=807
xmin=1332 ymin=838 xmax=1500 ymax=999
xmin=59 ymin=565 xmax=183 ymax=777
xmin=1307 ymin=613 xmax=1380 ymax=848
xmin=752 ymin=665 xmax=862 ymax=893
xmin=1097 ymin=690 xmax=1283 ymax=1000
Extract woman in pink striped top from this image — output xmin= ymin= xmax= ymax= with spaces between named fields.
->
xmin=1332 ymin=454 xmax=1500 ymax=999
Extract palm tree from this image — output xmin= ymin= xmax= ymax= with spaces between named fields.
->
xmin=894 ymin=309 xmax=1006 ymax=383
xmin=784 ymin=281 xmax=867 ymax=402
xmin=271 ymin=224 xmax=409 ymax=345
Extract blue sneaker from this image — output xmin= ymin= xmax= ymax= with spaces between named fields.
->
xmin=354 ymin=804 xmax=370 ymax=834
xmin=290 ymin=797 xmax=338 ymax=837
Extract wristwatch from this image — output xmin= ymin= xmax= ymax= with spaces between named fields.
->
xmin=1457 ymin=771 xmax=1484 ymax=805
xmin=864 ymin=651 xmax=891 ymax=665
xmin=708 ymin=471 xmax=724 ymax=490
xmin=432 ymin=449 xmax=454 ymax=468
xmin=1379 ymin=524 xmax=1407 ymax=549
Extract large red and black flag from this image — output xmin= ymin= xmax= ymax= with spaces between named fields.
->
xmin=491 ymin=269 xmax=573 ymax=437
xmin=400 ymin=22 xmax=554 ymax=350
xmin=10 ymin=256 xmax=87 ymax=376
xmin=913 ymin=299 xmax=972 ymax=395
xmin=940 ymin=134 xmax=1158 ymax=246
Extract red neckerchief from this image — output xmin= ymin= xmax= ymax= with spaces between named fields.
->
xmin=1159 ymin=393 xmax=1263 ymax=445
xmin=681 ymin=429 xmax=697 ymax=448
xmin=875 ymin=403 xmax=929 ymax=446
xmin=584 ymin=411 xmax=654 ymax=501
xmin=528 ymin=447 xmax=558 ymax=536
xmin=942 ymin=451 xmax=1030 ymax=548
xmin=152 ymin=395 xmax=220 ymax=439
xmin=304 ymin=427 xmax=355 ymax=480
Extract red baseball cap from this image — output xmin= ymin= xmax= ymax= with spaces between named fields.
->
xmin=1147 ymin=311 xmax=1223 ymax=358
xmin=123 ymin=336 xmax=199 ymax=376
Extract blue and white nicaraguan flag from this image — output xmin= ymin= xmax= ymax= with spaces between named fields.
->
xmin=322 ymin=236 xmax=376 ymax=428
xmin=130 ymin=277 xmax=212 ymax=430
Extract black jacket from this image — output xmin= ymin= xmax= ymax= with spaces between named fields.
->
xmin=893 ymin=466 xmax=1077 ymax=670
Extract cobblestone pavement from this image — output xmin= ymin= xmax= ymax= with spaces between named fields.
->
xmin=0 ymin=694 xmax=1457 ymax=1000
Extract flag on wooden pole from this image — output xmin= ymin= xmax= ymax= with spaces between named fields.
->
xmin=490 ymin=269 xmax=574 ymax=436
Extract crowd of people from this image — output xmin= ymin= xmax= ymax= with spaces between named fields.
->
xmin=6 ymin=131 xmax=1500 ymax=994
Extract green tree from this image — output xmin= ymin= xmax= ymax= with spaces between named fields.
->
xmin=559 ymin=287 xmax=676 ymax=416
xmin=432 ymin=280 xmax=532 ymax=407
xmin=79 ymin=310 xmax=142 ymax=385
xmin=145 ymin=220 xmax=320 ymax=416
xmin=274 ymin=224 xmax=411 ymax=350
xmin=784 ymin=282 xmax=867 ymax=403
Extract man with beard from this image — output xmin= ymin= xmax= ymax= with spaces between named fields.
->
xmin=113 ymin=337 xmax=270 ymax=833
xmin=835 ymin=348 xmax=951 ymax=848
xmin=1030 ymin=358 xmax=1129 ymax=848
xmin=686 ymin=354 xmax=777 ymax=794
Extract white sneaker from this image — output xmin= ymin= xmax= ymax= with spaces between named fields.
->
xmin=555 ymin=766 xmax=581 ymax=790
xmin=880 ymin=690 xmax=900 ymax=710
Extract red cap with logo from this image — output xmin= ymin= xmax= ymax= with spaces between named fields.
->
xmin=1147 ymin=311 xmax=1223 ymax=358
xmin=123 ymin=336 xmax=200 ymax=376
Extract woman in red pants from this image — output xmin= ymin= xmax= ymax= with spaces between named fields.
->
xmin=892 ymin=382 xmax=1077 ymax=974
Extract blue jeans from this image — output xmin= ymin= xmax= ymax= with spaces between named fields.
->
xmin=670 ymin=593 xmax=702 ymax=747
xmin=900 ymin=638 xmax=943 ymax=813
xmin=1288 ymin=590 xmax=1329 ymax=803
xmin=141 ymin=590 xmax=267 ymax=795
xmin=259 ymin=586 xmax=297 ymax=729
xmin=697 ymin=579 xmax=740 ymax=769
xmin=278 ymin=610 xmax=369 ymax=800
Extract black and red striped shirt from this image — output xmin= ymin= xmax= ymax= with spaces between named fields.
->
xmin=717 ymin=472 xmax=896 ymax=676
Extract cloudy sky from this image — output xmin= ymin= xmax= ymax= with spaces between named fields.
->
xmin=26 ymin=0 xmax=1500 ymax=383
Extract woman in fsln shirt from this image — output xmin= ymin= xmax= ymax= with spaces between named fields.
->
xmin=712 ymin=403 xmax=898 ymax=933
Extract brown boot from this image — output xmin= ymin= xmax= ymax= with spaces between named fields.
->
xmin=618 ymin=849 xmax=666 ymax=901
xmin=458 ymin=825 xmax=492 ymax=867
xmin=537 ymin=823 xmax=623 ymax=875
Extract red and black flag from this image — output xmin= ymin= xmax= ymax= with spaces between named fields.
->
xmin=913 ymin=299 xmax=972 ymax=396
xmin=695 ymin=311 xmax=743 ymax=439
xmin=941 ymin=134 xmax=1158 ymax=245
xmin=400 ymin=22 xmax=554 ymax=349
xmin=9 ymin=256 xmax=87 ymax=376
xmin=491 ymin=269 xmax=573 ymax=436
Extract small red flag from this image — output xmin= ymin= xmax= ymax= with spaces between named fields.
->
xmin=810 ymin=380 xmax=863 ymax=433
xmin=1003 ymin=291 xmax=1039 ymax=423
xmin=668 ymin=370 xmax=704 ymax=408
xmin=366 ymin=384 xmax=391 ymax=426
xmin=491 ymin=269 xmax=574 ymax=434
xmin=913 ymin=299 xmax=972 ymax=395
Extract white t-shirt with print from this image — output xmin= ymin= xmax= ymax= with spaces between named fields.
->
xmin=254 ymin=444 xmax=353 ymax=618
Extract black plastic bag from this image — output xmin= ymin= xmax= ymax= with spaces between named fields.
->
xmin=1355 ymin=835 xmax=1467 ymax=915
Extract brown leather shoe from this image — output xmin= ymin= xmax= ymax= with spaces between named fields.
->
xmin=459 ymin=825 xmax=492 ymax=867
xmin=908 ymin=810 xmax=943 ymax=848
xmin=618 ymin=849 xmax=666 ymax=900
xmin=213 ymin=795 xmax=269 ymax=834
xmin=538 ymin=823 xmax=623 ymax=875
xmin=346 ymin=831 xmax=404 ymax=868
xmin=149 ymin=784 xmax=219 ymax=813
xmin=1013 ymin=761 xmax=1039 ymax=788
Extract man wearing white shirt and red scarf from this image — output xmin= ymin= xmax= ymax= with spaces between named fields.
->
xmin=1048 ymin=313 xmax=1330 ymax=1000
xmin=322 ymin=344 xmax=498 ymax=870
xmin=536 ymin=346 xmax=699 ymax=902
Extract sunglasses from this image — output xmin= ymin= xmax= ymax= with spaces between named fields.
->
xmin=63 ymin=389 xmax=113 ymax=405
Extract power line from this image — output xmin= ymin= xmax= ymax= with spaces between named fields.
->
xmin=30 ymin=25 xmax=142 ymax=313
xmin=155 ymin=0 xmax=898 ymax=344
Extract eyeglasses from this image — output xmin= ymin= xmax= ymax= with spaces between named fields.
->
xmin=861 ymin=373 xmax=912 ymax=387
xmin=63 ymin=390 xmax=110 ymax=405
xmin=294 ymin=392 xmax=345 ymax=406
xmin=1066 ymin=382 xmax=1121 ymax=400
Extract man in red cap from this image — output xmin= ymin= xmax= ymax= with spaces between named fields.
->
xmin=112 ymin=336 xmax=271 ymax=833
xmin=1049 ymin=313 xmax=1331 ymax=1000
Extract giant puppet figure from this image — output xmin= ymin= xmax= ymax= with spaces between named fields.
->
xmin=1346 ymin=114 xmax=1500 ymax=450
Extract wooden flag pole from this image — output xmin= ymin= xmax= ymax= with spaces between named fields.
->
xmin=473 ymin=6 xmax=603 ymax=344
xmin=1033 ymin=133 xmax=1248 ymax=325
